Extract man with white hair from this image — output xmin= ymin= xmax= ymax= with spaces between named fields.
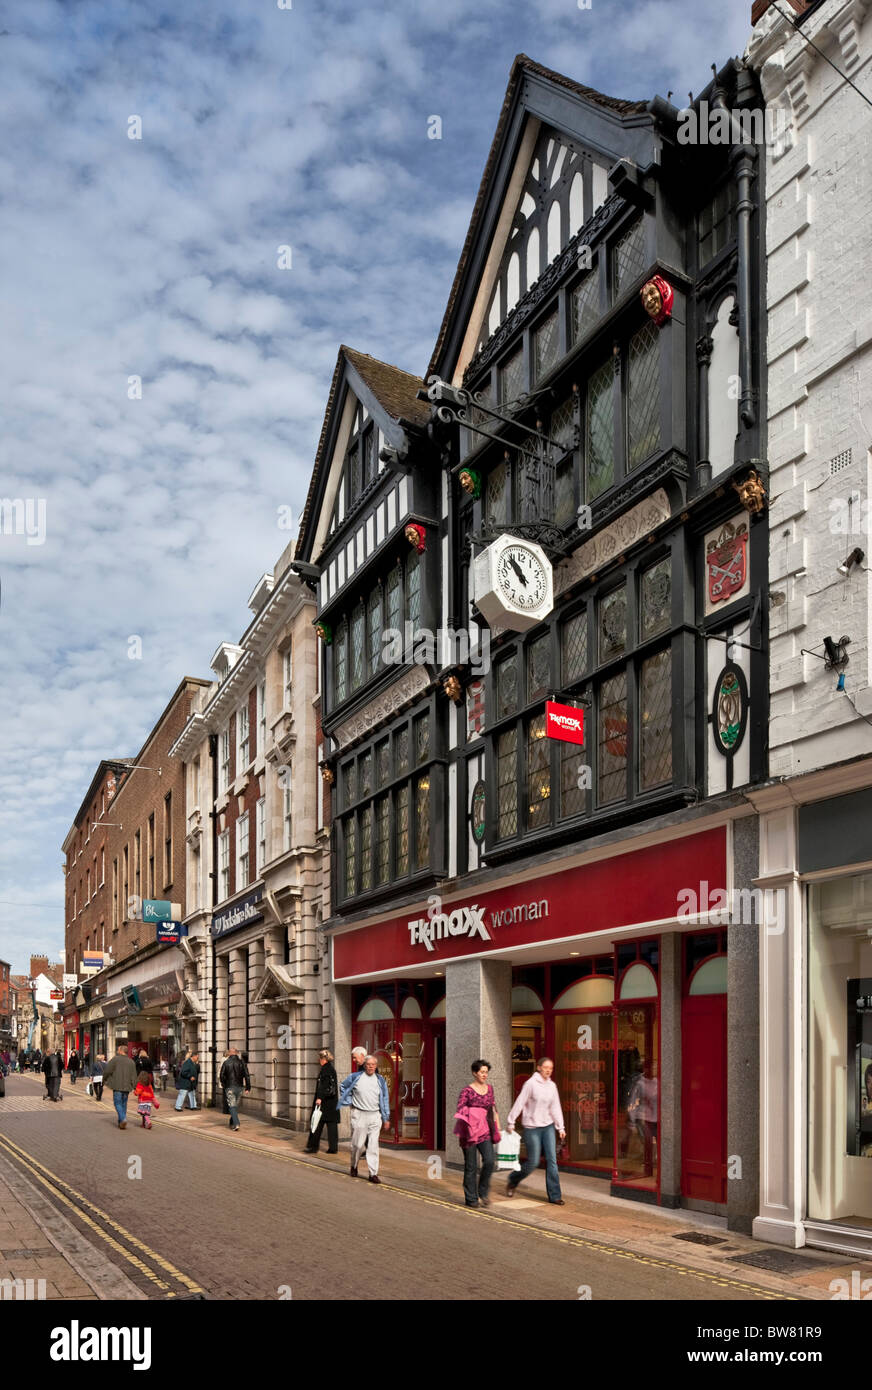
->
xmin=338 ymin=1055 xmax=391 ymax=1183
xmin=351 ymin=1046 xmax=366 ymax=1072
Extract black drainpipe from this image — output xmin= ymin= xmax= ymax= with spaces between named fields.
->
xmin=208 ymin=732 xmax=218 ymax=1107
xmin=710 ymin=83 xmax=758 ymax=429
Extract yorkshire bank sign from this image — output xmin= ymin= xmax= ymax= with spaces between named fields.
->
xmin=408 ymin=898 xmax=549 ymax=952
xmin=332 ymin=827 xmax=727 ymax=981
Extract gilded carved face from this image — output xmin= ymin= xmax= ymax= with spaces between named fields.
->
xmin=641 ymin=280 xmax=662 ymax=317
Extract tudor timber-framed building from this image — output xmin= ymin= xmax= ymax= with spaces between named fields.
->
xmin=297 ymin=54 xmax=771 ymax=1230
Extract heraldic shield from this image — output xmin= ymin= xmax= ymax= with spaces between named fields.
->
xmin=706 ymin=523 xmax=748 ymax=605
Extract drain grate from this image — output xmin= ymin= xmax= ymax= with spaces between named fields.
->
xmin=727 ymin=1249 xmax=825 ymax=1273
xmin=672 ymin=1231 xmax=728 ymax=1246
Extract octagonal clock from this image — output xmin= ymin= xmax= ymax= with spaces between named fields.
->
xmin=473 ymin=534 xmax=554 ymax=632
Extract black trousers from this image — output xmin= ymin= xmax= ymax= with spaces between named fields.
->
xmin=306 ymin=1110 xmax=338 ymax=1152
xmin=45 ymin=1076 xmax=60 ymax=1101
xmin=93 ymin=1081 xmax=104 ymax=1100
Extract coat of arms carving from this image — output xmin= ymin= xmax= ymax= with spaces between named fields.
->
xmin=706 ymin=522 xmax=748 ymax=605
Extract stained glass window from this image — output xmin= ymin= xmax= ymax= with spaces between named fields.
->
xmin=586 ymin=360 xmax=614 ymax=501
xmin=376 ymin=740 xmax=390 ymax=788
xmin=534 ymin=310 xmax=559 ymax=380
xmin=360 ymin=806 xmax=373 ymax=890
xmin=405 ymin=550 xmax=420 ymax=627
xmin=396 ymin=786 xmax=410 ymax=875
xmin=367 ymin=588 xmax=382 ymax=675
xmin=640 ymin=649 xmax=672 ymax=789
xmin=334 ymin=618 xmax=348 ymax=704
xmin=500 ymin=348 xmax=524 ymax=405
xmin=376 ymin=796 xmax=389 ymax=883
xmin=395 ymin=727 xmax=409 ymax=776
xmin=562 ymin=610 xmax=588 ymax=685
xmin=571 ymin=272 xmax=600 ymax=342
xmin=415 ymin=713 xmax=430 ymax=765
xmin=415 ymin=775 xmax=430 ymax=866
xmin=612 ymin=220 xmax=646 ymax=300
xmin=344 ymin=816 xmax=356 ymax=896
xmin=527 ymin=635 xmax=551 ymax=703
xmin=599 ymin=586 xmax=627 ymax=663
xmin=485 ymin=460 xmax=509 ymax=527
xmin=343 ymin=760 xmax=357 ymax=808
xmin=497 ymin=729 xmax=518 ymax=838
xmin=598 ymin=670 xmax=628 ymax=804
xmin=351 ymin=603 xmax=365 ymax=691
xmin=527 ymin=714 xmax=551 ymax=830
xmin=496 ymin=655 xmax=518 ymax=719
xmin=560 ymin=723 xmax=588 ymax=819
xmin=628 ymin=321 xmax=661 ymax=468
xmin=387 ymin=564 xmax=402 ymax=633
xmin=360 ymin=751 xmax=373 ymax=800
xmin=641 ymin=558 xmax=671 ymax=640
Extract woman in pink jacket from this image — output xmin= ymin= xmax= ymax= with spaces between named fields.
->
xmin=505 ymin=1057 xmax=567 ymax=1205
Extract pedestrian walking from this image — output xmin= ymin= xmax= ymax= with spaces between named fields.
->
xmin=174 ymin=1051 xmax=200 ymax=1110
xmin=219 ymin=1051 xmax=231 ymax=1113
xmin=135 ymin=1049 xmax=152 ymax=1074
xmin=134 ymin=1070 xmax=160 ymax=1129
xmin=505 ymin=1057 xmax=566 ymax=1206
xmin=91 ymin=1053 xmax=105 ymax=1102
xmin=32 ymin=1048 xmax=42 ymax=1073
xmin=219 ymin=1048 xmax=250 ymax=1131
xmin=454 ymin=1059 xmax=501 ymax=1208
xmin=102 ymin=1044 xmax=138 ymax=1129
xmin=338 ymin=1054 xmax=391 ymax=1184
xmin=351 ymin=1046 xmax=366 ymax=1072
xmin=67 ymin=1048 xmax=80 ymax=1085
xmin=305 ymin=1049 xmax=339 ymax=1154
xmin=42 ymin=1050 xmax=63 ymax=1102
xmin=82 ymin=1049 xmax=90 ymax=1077
xmin=158 ymin=1058 xmax=168 ymax=1092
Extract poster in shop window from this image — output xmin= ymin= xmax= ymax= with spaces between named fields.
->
xmin=847 ymin=979 xmax=872 ymax=1157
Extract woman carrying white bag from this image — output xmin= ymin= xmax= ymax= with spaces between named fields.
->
xmin=505 ymin=1057 xmax=567 ymax=1206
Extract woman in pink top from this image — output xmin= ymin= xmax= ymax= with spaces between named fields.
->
xmin=505 ymin=1057 xmax=567 ymax=1205
xmin=453 ymin=1059 xmax=502 ymax=1208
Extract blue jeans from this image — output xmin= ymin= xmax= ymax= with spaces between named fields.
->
xmin=112 ymin=1091 xmax=129 ymax=1125
xmin=508 ymin=1125 xmax=562 ymax=1201
xmin=225 ymin=1085 xmax=243 ymax=1126
xmin=462 ymin=1139 xmax=495 ymax=1205
xmin=175 ymin=1088 xmax=197 ymax=1110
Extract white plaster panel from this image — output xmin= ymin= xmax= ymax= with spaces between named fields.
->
xmin=376 ymin=503 xmax=385 ymax=545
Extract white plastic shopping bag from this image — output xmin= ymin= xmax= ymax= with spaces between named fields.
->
xmin=310 ymin=1107 xmax=322 ymax=1134
xmin=496 ymin=1129 xmax=522 ymax=1171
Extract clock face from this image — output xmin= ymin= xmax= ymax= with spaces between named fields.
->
xmin=495 ymin=544 xmax=549 ymax=610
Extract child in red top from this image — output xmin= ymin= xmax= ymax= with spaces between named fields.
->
xmin=134 ymin=1071 xmax=160 ymax=1129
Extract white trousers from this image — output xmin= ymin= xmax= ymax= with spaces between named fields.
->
xmin=350 ymin=1110 xmax=383 ymax=1174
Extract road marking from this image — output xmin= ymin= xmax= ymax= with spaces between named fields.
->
xmin=157 ymin=1123 xmax=790 ymax=1300
xmin=0 ymin=1130 xmax=203 ymax=1297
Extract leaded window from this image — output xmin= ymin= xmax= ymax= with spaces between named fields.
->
xmin=497 ymin=729 xmax=518 ymax=838
xmin=415 ymin=775 xmax=430 ymax=864
xmin=496 ymin=654 xmax=518 ymax=718
xmin=562 ymin=610 xmax=588 ymax=685
xmin=571 ymin=272 xmax=600 ymax=342
xmin=641 ymin=558 xmax=671 ymax=640
xmin=405 ymin=550 xmax=420 ymax=627
xmin=375 ymin=796 xmax=389 ymax=884
xmin=598 ymin=670 xmax=628 ymax=804
xmin=395 ymin=727 xmax=409 ymax=776
xmin=534 ymin=310 xmax=559 ymax=380
xmin=527 ymin=634 xmax=551 ymax=703
xmin=387 ymin=563 xmax=402 ymax=632
xmin=351 ymin=603 xmax=365 ymax=691
xmin=367 ymin=588 xmax=382 ymax=674
xmin=396 ymin=786 xmax=410 ymax=875
xmin=345 ymin=818 xmax=357 ymax=896
xmin=343 ymin=760 xmax=358 ymax=809
xmin=499 ymin=348 xmax=524 ymax=406
xmin=612 ymin=220 xmax=646 ymax=300
xmin=360 ymin=806 xmax=373 ymax=890
xmin=560 ymin=725 xmax=588 ymax=819
xmin=334 ymin=618 xmax=348 ymax=703
xmin=627 ymin=321 xmax=661 ymax=468
xmin=376 ymin=740 xmax=390 ymax=788
xmin=599 ymin=586 xmax=627 ymax=663
xmin=640 ymin=649 xmax=672 ymax=789
xmin=586 ymin=359 xmax=614 ymax=501
xmin=415 ymin=713 xmax=430 ymax=765
xmin=527 ymin=714 xmax=550 ymax=829
xmin=485 ymin=459 xmax=509 ymax=526
xmin=699 ymin=184 xmax=735 ymax=266
xmin=360 ymin=751 xmax=373 ymax=800
xmin=554 ymin=458 xmax=575 ymax=526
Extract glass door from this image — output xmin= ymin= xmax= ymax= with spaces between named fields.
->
xmin=614 ymin=1002 xmax=658 ymax=1190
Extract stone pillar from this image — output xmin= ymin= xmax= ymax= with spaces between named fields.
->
xmin=332 ymin=983 xmax=353 ymax=1140
xmin=728 ymin=814 xmax=761 ymax=1234
xmin=249 ymin=938 xmax=266 ymax=1115
xmin=659 ymin=932 xmax=682 ymax=1207
xmin=229 ymin=947 xmax=247 ymax=1053
xmin=212 ymin=952 xmax=230 ymax=1107
xmin=445 ymin=959 xmax=512 ymax=1161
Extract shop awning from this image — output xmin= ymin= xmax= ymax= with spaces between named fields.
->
xmin=252 ymin=964 xmax=305 ymax=1009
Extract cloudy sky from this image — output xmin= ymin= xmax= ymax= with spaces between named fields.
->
xmin=0 ymin=0 xmax=754 ymax=974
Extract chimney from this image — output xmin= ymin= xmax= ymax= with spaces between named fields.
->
xmin=29 ymin=954 xmax=49 ymax=979
xmin=751 ymin=0 xmax=811 ymax=24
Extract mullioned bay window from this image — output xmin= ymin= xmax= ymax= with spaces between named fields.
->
xmin=330 ymin=549 xmax=421 ymax=709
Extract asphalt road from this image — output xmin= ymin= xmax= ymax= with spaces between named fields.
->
xmin=0 ymin=1072 xmax=774 ymax=1302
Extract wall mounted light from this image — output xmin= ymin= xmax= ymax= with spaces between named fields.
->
xmin=837 ymin=547 xmax=865 ymax=576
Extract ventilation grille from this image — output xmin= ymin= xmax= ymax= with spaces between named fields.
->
xmin=829 ymin=448 xmax=853 ymax=477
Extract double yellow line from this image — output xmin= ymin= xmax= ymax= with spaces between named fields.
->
xmin=0 ymin=1130 xmax=203 ymax=1298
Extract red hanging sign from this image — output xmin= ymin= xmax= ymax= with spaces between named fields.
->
xmin=545 ymin=700 xmax=585 ymax=745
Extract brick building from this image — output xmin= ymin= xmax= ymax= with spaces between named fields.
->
xmin=61 ymin=677 xmax=210 ymax=1065
xmin=0 ymin=958 xmax=11 ymax=1046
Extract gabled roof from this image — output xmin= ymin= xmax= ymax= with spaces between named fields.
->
xmin=427 ymin=53 xmax=649 ymax=380
xmin=296 ymin=344 xmax=427 ymax=560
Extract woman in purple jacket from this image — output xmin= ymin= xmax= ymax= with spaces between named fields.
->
xmin=453 ymin=1059 xmax=501 ymax=1208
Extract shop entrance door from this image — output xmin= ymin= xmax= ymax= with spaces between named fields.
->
xmin=681 ymin=993 xmax=727 ymax=1203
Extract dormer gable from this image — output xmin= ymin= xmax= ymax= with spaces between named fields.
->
xmin=210 ymin=642 xmax=244 ymax=683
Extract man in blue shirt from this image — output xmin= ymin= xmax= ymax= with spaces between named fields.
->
xmin=338 ymin=1055 xmax=391 ymax=1184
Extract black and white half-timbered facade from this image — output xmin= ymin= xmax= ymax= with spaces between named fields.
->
xmin=298 ymin=56 xmax=771 ymax=1230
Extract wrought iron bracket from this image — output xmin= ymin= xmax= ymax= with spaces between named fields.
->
xmin=469 ymin=523 xmax=575 ymax=561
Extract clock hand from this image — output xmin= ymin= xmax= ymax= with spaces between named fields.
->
xmin=509 ymin=557 xmax=528 ymax=587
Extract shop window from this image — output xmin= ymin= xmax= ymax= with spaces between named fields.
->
xmin=511 ymin=985 xmax=544 ymax=1012
xmin=400 ymin=997 xmax=423 ymax=1019
xmin=688 ymin=957 xmax=728 ymax=995
xmin=553 ymin=977 xmax=615 ymax=1009
xmin=430 ymin=998 xmax=446 ymax=1020
xmin=357 ymin=997 xmax=393 ymax=1022
xmin=619 ymin=962 xmax=658 ymax=999
xmin=684 ymin=930 xmax=724 ymax=979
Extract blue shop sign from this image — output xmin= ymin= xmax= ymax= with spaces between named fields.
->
xmin=211 ymin=887 xmax=264 ymax=940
